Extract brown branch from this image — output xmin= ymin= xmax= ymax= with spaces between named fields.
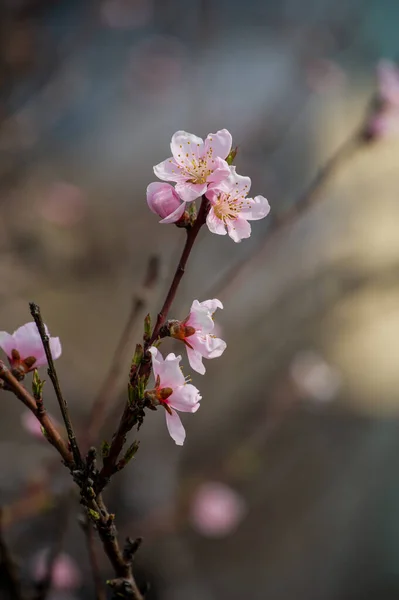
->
xmin=0 ymin=363 xmax=73 ymax=467
xmin=149 ymin=197 xmax=209 ymax=345
xmin=29 ymin=302 xmax=83 ymax=469
xmin=96 ymin=198 xmax=209 ymax=492
xmin=81 ymin=519 xmax=106 ymax=600
xmin=0 ymin=509 xmax=25 ymax=600
xmin=86 ymin=255 xmax=160 ymax=446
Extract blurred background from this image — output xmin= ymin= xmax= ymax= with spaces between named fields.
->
xmin=1 ymin=0 xmax=399 ymax=598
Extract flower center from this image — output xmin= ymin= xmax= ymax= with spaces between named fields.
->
xmin=213 ymin=193 xmax=241 ymax=222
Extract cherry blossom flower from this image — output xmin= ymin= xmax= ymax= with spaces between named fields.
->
xmin=153 ymin=129 xmax=232 ymax=202
xmin=190 ymin=481 xmax=246 ymax=537
xmin=148 ymin=347 xmax=201 ymax=445
xmin=146 ymin=182 xmax=186 ymax=223
xmin=205 ymin=166 xmax=270 ymax=242
xmin=0 ymin=322 xmax=61 ymax=371
xmin=169 ymin=299 xmax=226 ymax=375
xmin=32 ymin=549 xmax=82 ymax=590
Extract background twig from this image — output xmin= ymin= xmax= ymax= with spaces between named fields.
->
xmin=29 ymin=302 xmax=83 ymax=469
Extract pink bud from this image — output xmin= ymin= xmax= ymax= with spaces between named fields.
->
xmin=189 ymin=482 xmax=246 ymax=537
xmin=32 ymin=550 xmax=82 ymax=591
xmin=146 ymin=182 xmax=186 ymax=223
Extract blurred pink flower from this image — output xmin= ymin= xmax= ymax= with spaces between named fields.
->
xmin=190 ymin=482 xmax=246 ymax=537
xmin=146 ymin=182 xmax=186 ymax=223
xmin=21 ymin=410 xmax=59 ymax=440
xmin=101 ymin=0 xmax=152 ymax=29
xmin=38 ymin=182 xmax=87 ymax=227
xmin=366 ymin=60 xmax=399 ymax=139
xmin=206 ymin=166 xmax=270 ymax=242
xmin=154 ymin=129 xmax=232 ymax=202
xmin=148 ymin=347 xmax=201 ymax=445
xmin=0 ymin=322 xmax=61 ymax=371
xmin=170 ymin=299 xmax=226 ymax=375
xmin=377 ymin=60 xmax=399 ymax=106
xmin=290 ymin=350 xmax=341 ymax=403
xmin=32 ymin=550 xmax=82 ymax=590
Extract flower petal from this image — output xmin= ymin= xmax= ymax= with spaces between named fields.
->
xmin=206 ymin=207 xmax=227 ymax=236
xmin=240 ymin=195 xmax=270 ymax=221
xmin=159 ymin=201 xmax=186 ymax=224
xmin=186 ymin=346 xmax=206 ymax=375
xmin=169 ymin=384 xmax=201 ymax=413
xmin=160 ymin=352 xmax=186 ymax=388
xmin=0 ymin=332 xmax=17 ymax=358
xmin=190 ymin=334 xmax=226 ymax=360
xmin=171 ymin=131 xmax=204 ymax=164
xmin=165 ymin=409 xmax=186 ymax=445
xmin=13 ymin=323 xmax=47 ymax=363
xmin=199 ymin=299 xmax=223 ymax=313
xmin=187 ymin=300 xmax=214 ymax=334
xmin=226 ymin=217 xmax=251 ymax=242
xmin=49 ymin=337 xmax=62 ymax=361
xmin=153 ymin=158 xmax=185 ymax=183
xmin=204 ymin=129 xmax=232 ymax=160
xmin=206 ymin=157 xmax=231 ymax=184
xmin=175 ymin=181 xmax=207 ymax=202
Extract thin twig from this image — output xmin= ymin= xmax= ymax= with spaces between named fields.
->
xmin=96 ymin=198 xmax=209 ymax=492
xmin=29 ymin=302 xmax=83 ymax=469
xmin=81 ymin=519 xmax=106 ymax=600
xmin=0 ymin=509 xmax=24 ymax=600
xmin=149 ymin=197 xmax=209 ymax=345
xmin=86 ymin=255 xmax=160 ymax=446
xmin=0 ymin=362 xmax=73 ymax=466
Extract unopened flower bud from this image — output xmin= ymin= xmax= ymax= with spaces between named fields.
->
xmin=146 ymin=182 xmax=186 ymax=223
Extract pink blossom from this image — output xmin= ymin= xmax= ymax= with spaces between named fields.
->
xmin=148 ymin=347 xmax=201 ymax=445
xmin=190 ymin=482 xmax=246 ymax=537
xmin=32 ymin=550 xmax=82 ymax=590
xmin=21 ymin=410 xmax=59 ymax=440
xmin=377 ymin=60 xmax=399 ymax=107
xmin=171 ymin=299 xmax=226 ymax=375
xmin=205 ymin=166 xmax=270 ymax=242
xmin=0 ymin=322 xmax=61 ymax=371
xmin=146 ymin=182 xmax=186 ymax=223
xmin=153 ymin=129 xmax=232 ymax=202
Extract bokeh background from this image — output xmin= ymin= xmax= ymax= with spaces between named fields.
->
xmin=1 ymin=0 xmax=399 ymax=598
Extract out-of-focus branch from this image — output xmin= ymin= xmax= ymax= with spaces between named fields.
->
xmin=209 ymin=98 xmax=374 ymax=299
xmin=0 ymin=363 xmax=73 ymax=466
xmin=0 ymin=509 xmax=24 ymax=600
xmin=86 ymin=255 xmax=160 ymax=446
xmin=29 ymin=302 xmax=83 ymax=469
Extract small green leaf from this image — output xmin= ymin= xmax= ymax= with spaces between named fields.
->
xmin=226 ymin=146 xmax=238 ymax=165
xmin=101 ymin=440 xmax=110 ymax=459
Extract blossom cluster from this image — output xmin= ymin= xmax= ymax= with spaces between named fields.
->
xmin=1 ymin=128 xmax=269 ymax=446
xmin=147 ymin=129 xmax=270 ymax=242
